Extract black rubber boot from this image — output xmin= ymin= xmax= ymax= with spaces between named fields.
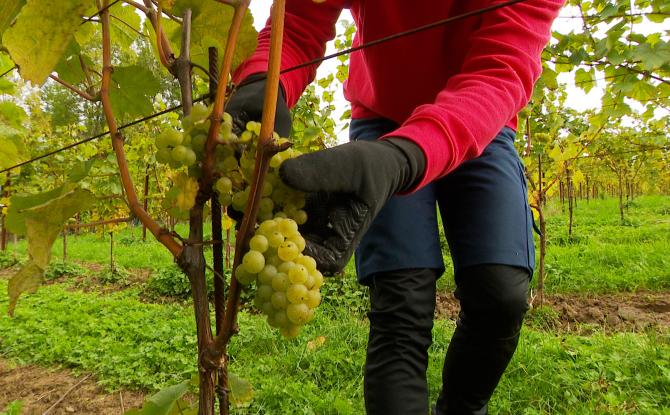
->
xmin=364 ymin=268 xmax=440 ymax=415
xmin=434 ymin=264 xmax=530 ymax=415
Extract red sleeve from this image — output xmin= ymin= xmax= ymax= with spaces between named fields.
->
xmin=387 ymin=0 xmax=564 ymax=190
xmin=233 ymin=0 xmax=345 ymax=107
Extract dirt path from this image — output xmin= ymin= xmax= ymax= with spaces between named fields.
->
xmin=436 ymin=290 xmax=670 ymax=332
xmin=0 ymin=359 xmax=145 ymax=414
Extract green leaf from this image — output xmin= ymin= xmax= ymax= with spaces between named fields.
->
xmin=0 ymin=0 xmax=25 ymax=39
xmin=633 ymin=42 xmax=670 ymax=71
xmin=110 ymin=65 xmax=162 ymax=119
xmin=0 ymin=128 xmax=25 ymax=170
xmin=7 ymin=261 xmax=43 ymax=316
xmin=54 ymin=40 xmax=92 ymax=86
xmin=0 ymin=101 xmax=26 ymax=129
xmin=68 ymin=159 xmax=96 ymax=183
xmin=2 ymin=0 xmax=91 ymax=84
xmin=574 ymin=68 xmax=595 ymax=94
xmin=124 ymin=381 xmax=190 ymax=415
xmin=167 ymin=1 xmax=257 ymax=73
xmin=110 ymin=2 xmax=142 ymax=49
xmin=6 ymin=186 xmax=94 ymax=315
xmin=6 ymin=184 xmax=74 ymax=235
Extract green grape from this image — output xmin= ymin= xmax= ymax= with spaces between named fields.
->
xmin=286 ymin=284 xmax=308 ymax=304
xmin=274 ymin=211 xmax=288 ymax=219
xmin=269 ymin=152 xmax=284 ymax=168
xmin=222 ymin=156 xmax=239 ymax=172
xmin=242 ymin=250 xmax=265 ymax=274
xmin=256 ymin=284 xmax=273 ymax=301
xmin=215 ymin=177 xmax=233 ymax=194
xmin=304 ymin=273 xmax=315 ymax=290
xmin=249 ymin=234 xmax=269 ymax=253
xmin=235 ymin=264 xmax=255 ymax=285
xmin=240 ymin=130 xmax=253 ymax=143
xmin=271 ymin=291 xmax=288 ymax=310
xmin=254 ymin=295 xmax=265 ymax=310
xmin=286 ymin=303 xmax=310 ymax=325
xmin=191 ymin=103 xmax=210 ymax=122
xmin=266 ymin=254 xmax=282 ymax=267
xmin=260 ymin=301 xmax=275 ymax=316
xmin=191 ymin=134 xmax=207 ymax=153
xmin=223 ymin=112 xmax=233 ymax=125
xmin=258 ymin=211 xmax=273 ymax=222
xmin=278 ymin=240 xmax=300 ymax=261
xmin=278 ymin=261 xmax=295 ymax=274
xmin=271 ymin=272 xmax=289 ymax=291
xmin=183 ymin=148 xmax=197 ymax=166
xmin=295 ymin=255 xmax=317 ymax=273
xmin=157 ymin=129 xmax=183 ymax=148
xmin=288 ymin=235 xmax=306 ymax=253
xmin=306 ymin=290 xmax=321 ymax=308
xmin=288 ymin=265 xmax=308 ymax=285
xmin=171 ymin=145 xmax=189 ymax=162
xmin=246 ymin=121 xmax=261 ymax=135
xmin=280 ymin=324 xmax=300 ymax=339
xmin=231 ymin=191 xmax=248 ymax=212
xmin=274 ymin=311 xmax=289 ymax=328
xmin=266 ymin=314 xmax=279 ymax=328
xmin=258 ymin=220 xmax=278 ymax=236
xmin=182 ymin=114 xmax=195 ymax=131
xmin=292 ymin=209 xmax=308 ymax=225
xmin=262 ymin=181 xmax=273 ymax=197
xmin=259 ymin=197 xmax=274 ymax=214
xmin=258 ymin=264 xmax=277 ymax=285
xmin=311 ymin=270 xmax=324 ymax=289
xmin=267 ymin=231 xmax=285 ymax=248
xmin=219 ymin=122 xmax=233 ymax=143
xmin=277 ymin=219 xmax=299 ymax=238
xmin=156 ymin=147 xmax=172 ymax=164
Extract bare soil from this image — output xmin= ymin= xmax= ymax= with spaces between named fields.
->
xmin=0 ymin=359 xmax=144 ymax=415
xmin=436 ymin=290 xmax=670 ymax=333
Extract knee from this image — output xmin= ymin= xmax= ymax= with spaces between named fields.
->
xmin=455 ymin=264 xmax=530 ymax=336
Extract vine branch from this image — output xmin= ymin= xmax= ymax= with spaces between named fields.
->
xmin=99 ymin=0 xmax=182 ymax=258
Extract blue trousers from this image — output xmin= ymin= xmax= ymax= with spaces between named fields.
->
xmin=350 ymin=118 xmax=535 ymax=282
xmin=350 ymin=118 xmax=534 ymax=415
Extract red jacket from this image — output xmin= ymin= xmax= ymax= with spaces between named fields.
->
xmin=234 ymin=0 xmax=564 ymax=189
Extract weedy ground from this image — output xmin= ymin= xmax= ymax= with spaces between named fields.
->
xmin=1 ymin=195 xmax=669 ymax=414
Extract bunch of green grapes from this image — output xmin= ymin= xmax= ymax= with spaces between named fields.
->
xmin=155 ymin=103 xmax=211 ymax=170
xmin=162 ymin=173 xmax=199 ymax=219
xmin=153 ymin=104 xmax=323 ymax=338
xmin=214 ymin=120 xmax=308 ymax=225
xmin=235 ymin=217 xmax=323 ymax=338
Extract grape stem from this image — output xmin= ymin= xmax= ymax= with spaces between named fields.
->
xmin=206 ymin=0 xmax=288 ymax=370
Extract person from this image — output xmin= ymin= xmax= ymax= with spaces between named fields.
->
xmin=225 ymin=1 xmax=564 ymax=413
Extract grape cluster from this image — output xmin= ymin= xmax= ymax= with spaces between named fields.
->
xmin=236 ymin=217 xmax=323 ymax=338
xmin=152 ymin=104 xmax=323 ymax=339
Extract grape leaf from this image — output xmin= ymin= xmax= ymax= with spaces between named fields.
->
xmin=110 ymin=2 xmax=142 ymax=49
xmin=2 ymin=0 xmax=90 ymax=84
xmin=0 ymin=0 xmax=25 ymax=39
xmin=0 ymin=127 xmax=25 ymax=170
xmin=7 ymin=186 xmax=94 ymax=315
xmin=110 ymin=65 xmax=162 ymax=120
xmin=68 ymin=159 xmax=96 ymax=183
xmin=163 ymin=1 xmax=257 ymax=73
xmin=124 ymin=381 xmax=190 ymax=415
xmin=6 ymin=184 xmax=75 ymax=235
xmin=0 ymin=101 xmax=26 ymax=129
xmin=54 ymin=40 xmax=93 ymax=86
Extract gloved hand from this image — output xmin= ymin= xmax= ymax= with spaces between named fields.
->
xmin=225 ymin=73 xmax=292 ymax=137
xmin=279 ymin=137 xmax=426 ymax=275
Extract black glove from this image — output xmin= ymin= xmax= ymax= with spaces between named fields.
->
xmin=225 ymin=73 xmax=292 ymax=137
xmin=279 ymin=137 xmax=426 ymax=275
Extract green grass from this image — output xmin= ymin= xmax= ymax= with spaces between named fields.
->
xmin=539 ymin=195 xmax=670 ymax=293
xmin=4 ymin=196 xmax=668 ymax=294
xmin=1 ymin=280 xmax=668 ymax=414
